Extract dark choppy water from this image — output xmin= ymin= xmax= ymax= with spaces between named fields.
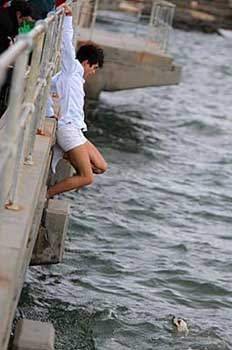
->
xmin=19 ymin=29 xmax=232 ymax=350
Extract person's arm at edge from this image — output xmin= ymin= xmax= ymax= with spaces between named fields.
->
xmin=59 ymin=4 xmax=76 ymax=74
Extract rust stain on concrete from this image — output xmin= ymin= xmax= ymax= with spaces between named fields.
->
xmin=0 ymin=273 xmax=10 ymax=288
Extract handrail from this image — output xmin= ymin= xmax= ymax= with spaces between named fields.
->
xmin=150 ymin=0 xmax=176 ymax=52
xmin=0 ymin=0 xmax=86 ymax=211
xmin=88 ymin=0 xmax=175 ymax=53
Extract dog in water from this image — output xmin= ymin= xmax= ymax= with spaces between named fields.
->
xmin=172 ymin=316 xmax=189 ymax=335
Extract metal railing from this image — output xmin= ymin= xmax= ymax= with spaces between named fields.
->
xmin=149 ymin=1 xmax=175 ymax=52
xmin=88 ymin=0 xmax=176 ymax=53
xmin=0 ymin=0 xmax=85 ymax=211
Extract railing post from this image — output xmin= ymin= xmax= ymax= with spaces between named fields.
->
xmin=54 ymin=13 xmax=64 ymax=73
xmin=135 ymin=5 xmax=142 ymax=37
xmin=90 ymin=0 xmax=100 ymax=40
xmin=162 ymin=6 xmax=167 ymax=52
xmin=72 ymin=0 xmax=81 ymax=45
xmin=24 ymin=24 xmax=46 ymax=165
xmin=148 ymin=0 xmax=156 ymax=39
xmin=166 ymin=5 xmax=175 ymax=52
xmin=36 ymin=12 xmax=55 ymax=135
xmin=160 ymin=5 xmax=166 ymax=51
xmin=1 ymin=38 xmax=31 ymax=210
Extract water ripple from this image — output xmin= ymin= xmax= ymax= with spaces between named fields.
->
xmin=18 ymin=27 xmax=232 ymax=350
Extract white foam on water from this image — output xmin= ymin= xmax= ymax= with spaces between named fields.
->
xmin=219 ymin=29 xmax=232 ymax=38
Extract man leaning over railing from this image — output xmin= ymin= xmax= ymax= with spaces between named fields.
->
xmin=46 ymin=3 xmax=108 ymax=199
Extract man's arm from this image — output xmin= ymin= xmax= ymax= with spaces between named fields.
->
xmin=60 ymin=4 xmax=76 ymax=73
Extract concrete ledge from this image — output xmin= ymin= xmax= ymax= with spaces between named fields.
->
xmin=85 ymin=62 xmax=182 ymax=99
xmin=0 ymin=119 xmax=56 ymax=350
xmin=31 ymin=199 xmax=70 ymax=265
xmin=13 ymin=319 xmax=55 ymax=350
xmin=48 ymin=158 xmax=74 ymax=187
xmin=77 ymin=27 xmax=181 ymax=99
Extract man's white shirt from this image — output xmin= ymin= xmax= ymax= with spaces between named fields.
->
xmin=50 ymin=16 xmax=87 ymax=131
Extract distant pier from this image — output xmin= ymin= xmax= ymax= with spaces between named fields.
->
xmin=76 ymin=0 xmax=181 ymax=99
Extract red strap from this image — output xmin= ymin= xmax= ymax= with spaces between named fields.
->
xmin=55 ymin=0 xmax=65 ymax=7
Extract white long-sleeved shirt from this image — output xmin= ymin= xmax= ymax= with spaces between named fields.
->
xmin=51 ymin=16 xmax=87 ymax=130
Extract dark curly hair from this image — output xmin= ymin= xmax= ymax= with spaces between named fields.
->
xmin=76 ymin=42 xmax=104 ymax=68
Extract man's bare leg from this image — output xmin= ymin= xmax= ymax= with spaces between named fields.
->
xmin=85 ymin=140 xmax=108 ymax=174
xmin=47 ymin=143 xmax=93 ymax=199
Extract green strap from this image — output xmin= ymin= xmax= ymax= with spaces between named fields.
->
xmin=18 ymin=20 xmax=35 ymax=34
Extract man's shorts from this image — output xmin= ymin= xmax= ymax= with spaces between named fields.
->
xmin=56 ymin=123 xmax=87 ymax=152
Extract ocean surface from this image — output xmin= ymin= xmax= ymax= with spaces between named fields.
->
xmin=19 ymin=28 xmax=232 ymax=349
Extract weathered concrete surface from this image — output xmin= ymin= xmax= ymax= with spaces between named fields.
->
xmin=85 ymin=61 xmax=181 ymax=99
xmin=0 ymin=119 xmax=56 ymax=350
xmin=77 ymin=28 xmax=181 ymax=99
xmin=48 ymin=159 xmax=74 ymax=187
xmin=13 ymin=319 xmax=55 ymax=350
xmin=31 ymin=199 xmax=70 ymax=265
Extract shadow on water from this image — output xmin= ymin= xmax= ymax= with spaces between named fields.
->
xmin=18 ymin=286 xmax=96 ymax=350
xmin=86 ymin=100 xmax=143 ymax=153
xmin=85 ymin=100 xmax=163 ymax=161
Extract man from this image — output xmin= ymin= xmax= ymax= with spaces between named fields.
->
xmin=47 ymin=4 xmax=107 ymax=199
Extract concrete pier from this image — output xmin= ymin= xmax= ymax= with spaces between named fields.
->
xmin=0 ymin=120 xmax=62 ymax=350
xmin=77 ymin=28 xmax=181 ymax=99
xmin=31 ymin=199 xmax=70 ymax=265
xmin=48 ymin=159 xmax=74 ymax=187
xmin=13 ymin=319 xmax=55 ymax=350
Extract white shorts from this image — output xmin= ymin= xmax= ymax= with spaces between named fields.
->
xmin=56 ymin=123 xmax=87 ymax=152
